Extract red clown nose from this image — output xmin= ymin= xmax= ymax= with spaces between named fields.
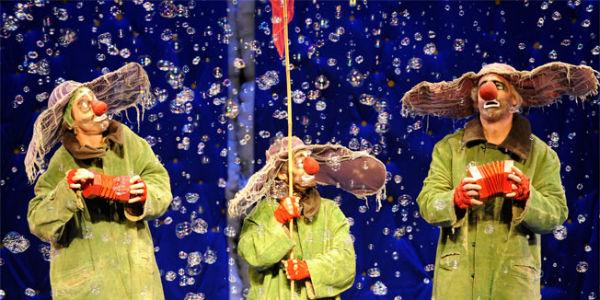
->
xmin=303 ymin=157 xmax=320 ymax=175
xmin=479 ymin=81 xmax=498 ymax=101
xmin=91 ymin=100 xmax=108 ymax=116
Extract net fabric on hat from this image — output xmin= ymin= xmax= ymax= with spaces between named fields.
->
xmin=401 ymin=62 xmax=599 ymax=119
xmin=25 ymin=62 xmax=152 ymax=183
xmin=228 ymin=137 xmax=387 ymax=217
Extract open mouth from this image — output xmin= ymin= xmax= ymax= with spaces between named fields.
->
xmin=483 ymin=100 xmax=500 ymax=109
xmin=93 ymin=114 xmax=108 ymax=122
xmin=300 ymin=174 xmax=316 ymax=185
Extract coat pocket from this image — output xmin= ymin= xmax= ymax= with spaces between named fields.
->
xmin=506 ymin=257 xmax=540 ymax=280
xmin=51 ymin=263 xmax=94 ymax=299
xmin=439 ymin=252 xmax=461 ymax=271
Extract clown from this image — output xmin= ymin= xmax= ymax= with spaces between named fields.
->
xmin=402 ymin=62 xmax=598 ymax=299
xmin=229 ymin=136 xmax=386 ymax=299
xmin=25 ymin=63 xmax=172 ymax=299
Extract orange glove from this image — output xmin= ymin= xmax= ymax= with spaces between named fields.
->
xmin=285 ymin=259 xmax=310 ymax=280
xmin=274 ymin=196 xmax=300 ymax=224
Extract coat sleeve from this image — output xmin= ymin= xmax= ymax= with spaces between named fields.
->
xmin=305 ymin=205 xmax=356 ymax=299
xmin=27 ymin=154 xmax=82 ymax=243
xmin=124 ymin=136 xmax=173 ymax=221
xmin=238 ymin=201 xmax=294 ymax=269
xmin=513 ymin=145 xmax=568 ymax=234
xmin=417 ymin=138 xmax=465 ymax=228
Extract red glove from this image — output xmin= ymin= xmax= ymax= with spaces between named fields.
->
xmin=131 ymin=177 xmax=148 ymax=204
xmin=285 ymin=259 xmax=310 ymax=280
xmin=453 ymin=179 xmax=473 ymax=209
xmin=66 ymin=169 xmax=79 ymax=186
xmin=274 ymin=196 xmax=300 ymax=224
xmin=512 ymin=173 xmax=530 ymax=201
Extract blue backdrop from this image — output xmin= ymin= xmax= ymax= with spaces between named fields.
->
xmin=1 ymin=1 xmax=598 ymax=299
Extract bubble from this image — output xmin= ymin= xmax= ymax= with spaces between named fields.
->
xmin=175 ymin=222 xmax=191 ymax=239
xmin=433 ymin=199 xmax=447 ymax=211
xmin=552 ymin=225 xmax=567 ymax=240
xmin=2 ymin=232 xmax=30 ymax=253
xmin=24 ymin=288 xmax=37 ymax=297
xmin=165 ymin=271 xmax=177 ymax=281
xmin=233 ymin=58 xmax=245 ymax=69
xmin=423 ymin=43 xmax=437 ymax=55
xmin=292 ymin=90 xmax=306 ymax=104
xmin=359 ymin=94 xmax=376 ymax=106
xmin=159 ymin=0 xmax=177 ymax=18
xmin=204 ymin=248 xmax=217 ymax=264
xmin=548 ymin=50 xmax=558 ymax=60
xmin=257 ymin=71 xmax=279 ymax=90
xmin=315 ymin=101 xmax=327 ymax=111
xmin=347 ymin=69 xmax=366 ymax=87
xmin=414 ymin=32 xmax=423 ymax=41
xmin=184 ymin=293 xmax=206 ymax=300
xmin=191 ymin=218 xmax=208 ymax=234
xmin=185 ymin=193 xmax=200 ymax=204
xmin=187 ymin=251 xmax=202 ymax=267
xmin=537 ymin=17 xmax=545 ymax=27
xmin=314 ymin=75 xmax=330 ymax=90
xmin=484 ymin=224 xmax=495 ymax=234
xmin=398 ymin=194 xmax=412 ymax=206
xmin=425 ymin=264 xmax=435 ymax=272
xmin=212 ymin=67 xmax=223 ymax=79
xmin=167 ymin=68 xmax=185 ymax=90
xmin=371 ymin=281 xmax=388 ymax=296
xmin=576 ymin=261 xmax=588 ymax=273
xmin=591 ymin=46 xmax=600 ymax=56
xmin=551 ymin=11 xmax=562 ymax=21
xmin=328 ymin=33 xmax=340 ymax=43
xmin=38 ymin=244 xmax=51 ymax=261
xmin=584 ymin=245 xmax=592 ymax=252
xmin=408 ymin=57 xmax=422 ymax=70
xmin=224 ymin=226 xmax=236 ymax=237
xmin=423 ymin=278 xmax=430 ymax=284
xmin=577 ymin=214 xmax=586 ymax=223
xmin=367 ymin=267 xmax=381 ymax=277
xmin=581 ymin=19 xmax=591 ymax=28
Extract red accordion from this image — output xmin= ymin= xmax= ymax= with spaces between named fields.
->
xmin=81 ymin=172 xmax=131 ymax=203
xmin=467 ymin=160 xmax=514 ymax=199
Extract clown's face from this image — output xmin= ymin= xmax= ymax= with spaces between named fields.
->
xmin=71 ymin=88 xmax=109 ymax=135
xmin=475 ymin=74 xmax=520 ymax=123
xmin=278 ymin=150 xmax=317 ymax=191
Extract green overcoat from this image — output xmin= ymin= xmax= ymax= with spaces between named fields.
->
xmin=418 ymin=115 xmax=568 ymax=300
xmin=27 ymin=122 xmax=172 ymax=300
xmin=238 ymin=197 xmax=356 ymax=300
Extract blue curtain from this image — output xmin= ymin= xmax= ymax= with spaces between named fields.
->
xmin=1 ymin=1 xmax=597 ymax=299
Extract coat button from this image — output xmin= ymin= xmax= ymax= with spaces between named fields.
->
xmin=471 ymin=242 xmax=476 ymax=247
xmin=470 ymin=273 xmax=475 ymax=279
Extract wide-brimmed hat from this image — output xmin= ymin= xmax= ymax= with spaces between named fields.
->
xmin=228 ymin=136 xmax=387 ymax=217
xmin=401 ymin=62 xmax=599 ymax=119
xmin=25 ymin=62 xmax=152 ymax=183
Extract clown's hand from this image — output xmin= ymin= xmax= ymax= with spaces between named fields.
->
xmin=274 ymin=196 xmax=301 ymax=224
xmin=66 ymin=168 xmax=95 ymax=190
xmin=453 ymin=177 xmax=483 ymax=209
xmin=283 ymin=259 xmax=310 ymax=281
xmin=506 ymin=166 xmax=530 ymax=201
xmin=128 ymin=175 xmax=147 ymax=204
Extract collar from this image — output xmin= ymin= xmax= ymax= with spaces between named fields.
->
xmin=462 ymin=114 xmax=532 ymax=160
xmin=62 ymin=120 xmax=124 ymax=160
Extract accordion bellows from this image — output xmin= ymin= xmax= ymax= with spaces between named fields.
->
xmin=468 ymin=160 xmax=514 ymax=199
xmin=82 ymin=172 xmax=131 ymax=202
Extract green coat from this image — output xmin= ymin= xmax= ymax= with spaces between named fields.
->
xmin=238 ymin=197 xmax=356 ymax=300
xmin=418 ymin=115 xmax=568 ymax=300
xmin=27 ymin=122 xmax=172 ymax=300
